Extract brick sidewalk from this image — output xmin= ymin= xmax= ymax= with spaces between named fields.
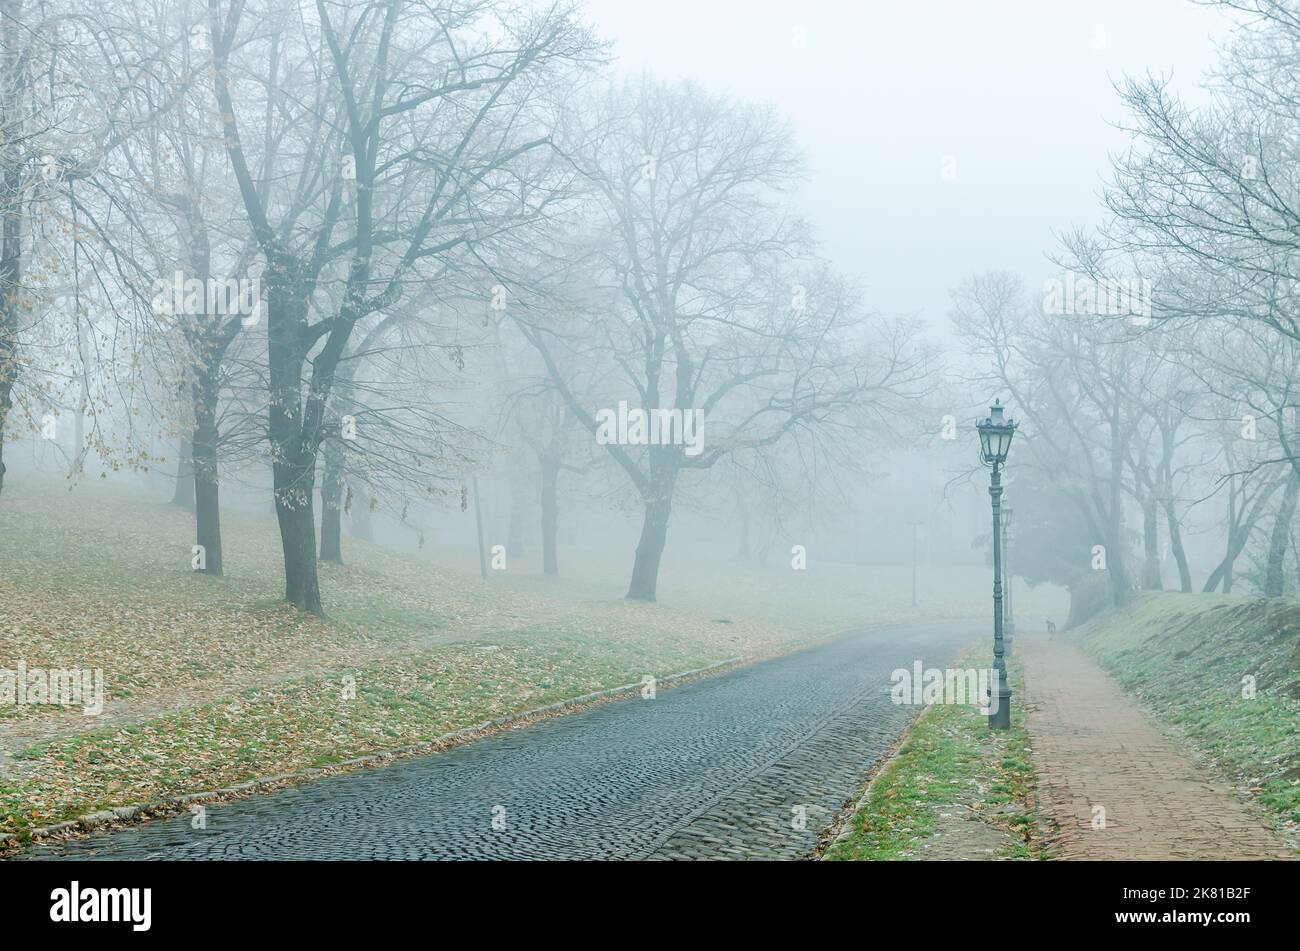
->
xmin=1018 ymin=637 xmax=1292 ymax=860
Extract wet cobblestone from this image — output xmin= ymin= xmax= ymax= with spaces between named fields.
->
xmin=20 ymin=621 xmax=977 ymax=860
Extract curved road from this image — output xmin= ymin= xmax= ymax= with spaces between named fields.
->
xmin=21 ymin=620 xmax=980 ymax=861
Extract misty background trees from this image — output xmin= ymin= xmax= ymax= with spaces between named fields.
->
xmin=0 ymin=0 xmax=940 ymax=615
xmin=952 ymin=0 xmax=1300 ymax=619
xmin=6 ymin=0 xmax=1300 ymax=626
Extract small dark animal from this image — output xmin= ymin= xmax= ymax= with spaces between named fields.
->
xmin=1045 ymin=619 xmax=1057 ymax=638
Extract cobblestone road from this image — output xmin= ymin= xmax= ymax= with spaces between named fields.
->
xmin=21 ymin=621 xmax=978 ymax=861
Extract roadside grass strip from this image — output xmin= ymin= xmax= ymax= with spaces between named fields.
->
xmin=824 ymin=657 xmax=1049 ymax=861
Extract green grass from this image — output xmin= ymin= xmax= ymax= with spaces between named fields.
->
xmin=1072 ymin=592 xmax=1300 ymax=831
xmin=824 ymin=658 xmax=1049 ymax=861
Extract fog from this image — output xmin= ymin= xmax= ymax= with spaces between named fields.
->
xmin=2 ymin=0 xmax=1298 ymax=870
xmin=590 ymin=0 xmax=1222 ymax=322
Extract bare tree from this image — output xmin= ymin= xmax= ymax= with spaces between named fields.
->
xmin=206 ymin=0 xmax=593 ymax=612
xmin=517 ymin=77 xmax=931 ymax=601
xmin=950 ymin=270 xmax=1165 ymax=607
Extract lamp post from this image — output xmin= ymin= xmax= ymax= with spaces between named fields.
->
xmin=977 ymin=399 xmax=1017 ymax=730
xmin=1002 ymin=505 xmax=1014 ymax=653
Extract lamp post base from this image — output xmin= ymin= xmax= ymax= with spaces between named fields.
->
xmin=988 ymin=694 xmax=1011 ymax=730
xmin=988 ymin=667 xmax=1012 ymax=730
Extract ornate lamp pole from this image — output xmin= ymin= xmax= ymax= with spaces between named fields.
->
xmin=1002 ymin=504 xmax=1014 ymax=653
xmin=977 ymin=400 xmax=1017 ymax=730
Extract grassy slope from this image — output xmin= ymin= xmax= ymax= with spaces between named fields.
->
xmin=0 ymin=479 xmax=1059 ymax=841
xmin=1071 ymin=592 xmax=1300 ymax=832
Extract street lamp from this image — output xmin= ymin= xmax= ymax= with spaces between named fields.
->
xmin=1002 ymin=504 xmax=1014 ymax=651
xmin=977 ymin=399 xmax=1017 ymax=730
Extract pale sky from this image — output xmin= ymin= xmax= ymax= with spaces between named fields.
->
xmin=583 ymin=0 xmax=1227 ymax=328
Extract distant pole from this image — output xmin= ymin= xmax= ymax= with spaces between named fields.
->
xmin=1004 ymin=526 xmax=1013 ymax=633
xmin=472 ymin=475 xmax=487 ymax=580
xmin=910 ymin=521 xmax=919 ymax=608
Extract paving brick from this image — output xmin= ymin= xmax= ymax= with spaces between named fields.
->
xmin=1020 ymin=638 xmax=1290 ymax=860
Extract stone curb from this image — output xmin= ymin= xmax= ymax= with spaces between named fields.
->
xmin=0 ymin=655 xmax=744 ymax=852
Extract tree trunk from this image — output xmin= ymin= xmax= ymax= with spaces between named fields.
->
xmin=540 ymin=456 xmax=559 ymax=576
xmin=192 ymin=371 xmax=223 ymax=575
xmin=1163 ymin=500 xmax=1192 ymax=592
xmin=1264 ymin=472 xmax=1300 ymax=596
xmin=1103 ymin=518 xmax=1130 ymax=606
xmin=0 ymin=338 xmax=13 ymax=496
xmin=267 ymin=272 xmax=323 ymax=615
xmin=1103 ymin=425 xmax=1131 ymax=606
xmin=1203 ymin=556 xmax=1228 ymax=593
xmin=319 ymin=434 xmax=344 ymax=565
xmin=276 ymin=485 xmax=321 ymax=612
xmin=171 ymin=437 xmax=196 ymax=510
xmin=1141 ymin=497 xmax=1162 ymax=590
xmin=627 ymin=486 xmax=673 ymax=602
xmin=1203 ymin=476 xmax=1282 ymax=594
xmin=0 ymin=407 xmax=7 ymax=495
xmin=1204 ymin=540 xmax=1244 ymax=593
xmin=0 ymin=0 xmax=22 ymax=502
